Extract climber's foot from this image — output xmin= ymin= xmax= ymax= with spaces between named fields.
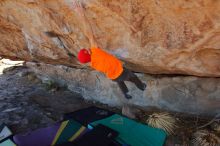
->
xmin=139 ymin=83 xmax=147 ymax=91
xmin=125 ymin=94 xmax=132 ymax=99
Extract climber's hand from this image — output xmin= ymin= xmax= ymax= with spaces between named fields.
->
xmin=73 ymin=0 xmax=84 ymax=15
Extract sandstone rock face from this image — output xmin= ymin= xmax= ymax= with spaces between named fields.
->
xmin=0 ymin=0 xmax=220 ymax=76
xmin=27 ymin=62 xmax=220 ymax=115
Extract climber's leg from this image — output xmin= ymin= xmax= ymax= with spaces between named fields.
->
xmin=126 ymin=69 xmax=147 ymax=91
xmin=116 ymin=81 xmax=132 ymax=99
xmin=113 ymin=68 xmax=132 ymax=99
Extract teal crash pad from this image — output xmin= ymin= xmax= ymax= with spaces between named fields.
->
xmin=0 ymin=139 xmax=16 ymax=146
xmin=90 ymin=114 xmax=167 ymax=146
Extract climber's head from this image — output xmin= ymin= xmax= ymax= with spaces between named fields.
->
xmin=77 ymin=48 xmax=91 ymax=64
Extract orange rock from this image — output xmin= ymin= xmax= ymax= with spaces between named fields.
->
xmin=0 ymin=0 xmax=220 ymax=76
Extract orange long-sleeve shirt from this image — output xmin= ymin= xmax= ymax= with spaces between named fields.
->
xmin=90 ymin=47 xmax=123 ymax=79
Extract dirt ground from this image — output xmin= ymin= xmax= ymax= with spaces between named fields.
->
xmin=0 ymin=59 xmax=219 ymax=146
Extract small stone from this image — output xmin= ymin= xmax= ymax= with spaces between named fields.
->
xmin=17 ymin=71 xmax=29 ymax=77
xmin=22 ymin=119 xmax=29 ymax=125
xmin=122 ymin=105 xmax=138 ymax=119
xmin=46 ymin=112 xmax=52 ymax=116
xmin=2 ymin=107 xmax=20 ymax=113
xmin=27 ymin=74 xmax=37 ymax=81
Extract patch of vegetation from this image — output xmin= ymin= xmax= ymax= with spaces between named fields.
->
xmin=42 ymin=80 xmax=67 ymax=92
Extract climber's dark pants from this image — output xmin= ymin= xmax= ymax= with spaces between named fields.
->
xmin=113 ymin=68 xmax=146 ymax=99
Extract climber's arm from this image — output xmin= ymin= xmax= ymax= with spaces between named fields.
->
xmin=73 ymin=0 xmax=98 ymax=49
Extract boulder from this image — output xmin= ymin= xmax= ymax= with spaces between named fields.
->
xmin=0 ymin=0 xmax=220 ymax=76
xmin=27 ymin=62 xmax=220 ymax=115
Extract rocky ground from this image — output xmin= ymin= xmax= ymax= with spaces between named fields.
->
xmin=0 ymin=59 xmax=115 ymax=134
xmin=0 ymin=59 xmax=219 ymax=146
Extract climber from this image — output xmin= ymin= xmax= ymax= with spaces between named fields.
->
xmin=73 ymin=0 xmax=146 ymax=99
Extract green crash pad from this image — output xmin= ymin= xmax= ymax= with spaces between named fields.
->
xmin=90 ymin=114 xmax=167 ymax=146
